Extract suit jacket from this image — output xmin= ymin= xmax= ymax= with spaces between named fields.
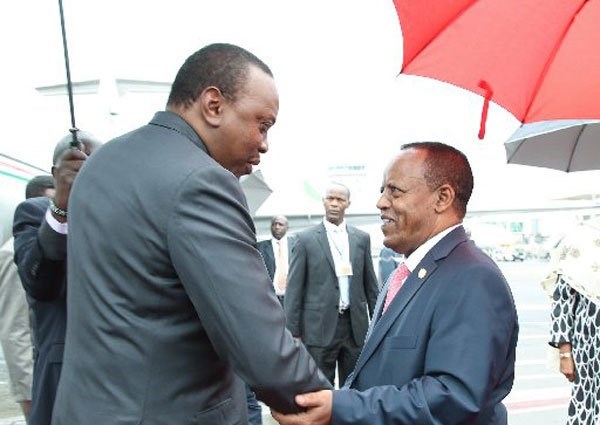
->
xmin=51 ymin=111 xmax=331 ymax=425
xmin=13 ymin=196 xmax=67 ymax=425
xmin=256 ymin=236 xmax=295 ymax=282
xmin=332 ymin=227 xmax=519 ymax=425
xmin=378 ymin=246 xmax=399 ymax=288
xmin=285 ymin=223 xmax=379 ymax=347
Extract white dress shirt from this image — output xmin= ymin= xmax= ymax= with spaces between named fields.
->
xmin=324 ymin=219 xmax=351 ymax=310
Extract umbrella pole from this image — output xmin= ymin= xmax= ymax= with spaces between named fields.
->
xmin=57 ymin=0 xmax=80 ymax=148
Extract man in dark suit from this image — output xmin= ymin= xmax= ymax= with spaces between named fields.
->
xmin=274 ymin=142 xmax=519 ymax=425
xmin=0 ymin=175 xmax=54 ymax=421
xmin=285 ymin=182 xmax=379 ymax=387
xmin=257 ymin=215 xmax=293 ymax=305
xmin=51 ymin=43 xmax=331 ymax=425
xmin=12 ymin=133 xmax=101 ymax=425
xmin=377 ymin=246 xmax=401 ymax=288
xmin=249 ymin=215 xmax=292 ymax=424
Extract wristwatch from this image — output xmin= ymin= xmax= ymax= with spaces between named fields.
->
xmin=49 ymin=198 xmax=68 ymax=218
xmin=559 ymin=352 xmax=572 ymax=359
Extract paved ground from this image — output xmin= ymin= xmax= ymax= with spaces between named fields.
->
xmin=0 ymin=418 xmax=24 ymax=425
xmin=0 ymin=259 xmax=570 ymax=425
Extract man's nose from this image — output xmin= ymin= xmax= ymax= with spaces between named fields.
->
xmin=259 ymin=139 xmax=268 ymax=154
xmin=376 ymin=193 xmax=389 ymax=209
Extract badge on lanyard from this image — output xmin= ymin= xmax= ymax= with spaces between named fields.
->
xmin=336 ymin=261 xmax=353 ymax=277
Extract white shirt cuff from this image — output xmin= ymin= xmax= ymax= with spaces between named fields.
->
xmin=45 ymin=208 xmax=68 ymax=234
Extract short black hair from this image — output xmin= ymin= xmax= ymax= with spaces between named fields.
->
xmin=271 ymin=215 xmax=288 ymax=225
xmin=25 ymin=175 xmax=54 ymax=199
xmin=167 ymin=43 xmax=273 ymax=108
xmin=324 ymin=182 xmax=351 ymax=200
xmin=401 ymin=142 xmax=473 ymax=217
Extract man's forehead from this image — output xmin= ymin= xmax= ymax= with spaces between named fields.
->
xmin=382 ymin=172 xmax=425 ymax=185
xmin=325 ymin=190 xmax=348 ymax=199
xmin=384 ymin=154 xmax=425 ymax=179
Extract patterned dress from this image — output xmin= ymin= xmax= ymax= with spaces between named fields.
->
xmin=550 ymin=277 xmax=600 ymax=425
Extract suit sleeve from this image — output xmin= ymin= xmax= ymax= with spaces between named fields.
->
xmin=167 ymin=169 xmax=331 ymax=414
xmin=283 ymin=233 xmax=308 ymax=337
xmin=332 ymin=263 xmax=517 ymax=425
xmin=13 ymin=199 xmax=67 ymax=302
xmin=256 ymin=240 xmax=274 ymax=281
xmin=362 ymin=234 xmax=379 ymax=315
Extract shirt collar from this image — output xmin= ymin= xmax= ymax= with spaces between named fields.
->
xmin=149 ymin=111 xmax=208 ymax=155
xmin=271 ymin=236 xmax=288 ymax=247
xmin=323 ymin=219 xmax=347 ymax=233
xmin=404 ymin=224 xmax=462 ymax=272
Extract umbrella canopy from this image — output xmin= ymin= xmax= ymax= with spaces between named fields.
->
xmin=506 ymin=119 xmax=600 ymax=172
xmin=239 ymin=170 xmax=273 ymax=217
xmin=393 ymin=0 xmax=600 ymax=144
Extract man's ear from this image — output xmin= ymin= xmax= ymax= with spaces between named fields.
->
xmin=200 ymin=86 xmax=225 ymax=127
xmin=434 ymin=184 xmax=455 ymax=213
xmin=51 ymin=165 xmax=57 ymax=179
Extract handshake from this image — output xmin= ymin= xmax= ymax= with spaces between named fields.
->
xmin=271 ymin=390 xmax=333 ymax=425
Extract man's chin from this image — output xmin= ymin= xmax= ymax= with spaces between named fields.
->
xmin=234 ymin=165 xmax=253 ymax=178
xmin=382 ymin=236 xmax=398 ymax=250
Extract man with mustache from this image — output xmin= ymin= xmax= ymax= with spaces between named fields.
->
xmin=274 ymin=142 xmax=518 ymax=425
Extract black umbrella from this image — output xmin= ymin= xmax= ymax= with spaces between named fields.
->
xmin=57 ymin=0 xmax=80 ymax=148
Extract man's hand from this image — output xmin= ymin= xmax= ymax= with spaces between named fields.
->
xmin=51 ymin=148 xmax=89 ymax=221
xmin=271 ymin=390 xmax=332 ymax=425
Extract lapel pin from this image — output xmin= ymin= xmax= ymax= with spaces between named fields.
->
xmin=418 ymin=268 xmax=427 ymax=279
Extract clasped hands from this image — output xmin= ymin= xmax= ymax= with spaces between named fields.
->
xmin=271 ymin=389 xmax=332 ymax=425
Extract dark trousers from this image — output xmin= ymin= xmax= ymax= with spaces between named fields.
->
xmin=245 ymin=384 xmax=262 ymax=425
xmin=306 ymin=310 xmax=360 ymax=387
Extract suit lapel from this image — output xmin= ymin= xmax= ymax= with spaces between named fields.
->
xmin=346 ymin=227 xmax=359 ymax=287
xmin=286 ymin=236 xmax=295 ymax=257
xmin=265 ymin=242 xmax=275 ymax=270
xmin=347 ymin=227 xmax=359 ymax=265
xmin=364 ymin=279 xmax=389 ymax=338
xmin=348 ymin=227 xmax=469 ymax=386
xmin=350 ymin=257 xmax=437 ymax=383
xmin=315 ymin=224 xmax=336 ymax=273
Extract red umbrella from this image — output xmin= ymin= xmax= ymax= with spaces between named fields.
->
xmin=393 ymin=0 xmax=600 ymax=140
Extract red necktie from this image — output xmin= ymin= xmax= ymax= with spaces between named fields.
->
xmin=382 ymin=263 xmax=410 ymax=314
